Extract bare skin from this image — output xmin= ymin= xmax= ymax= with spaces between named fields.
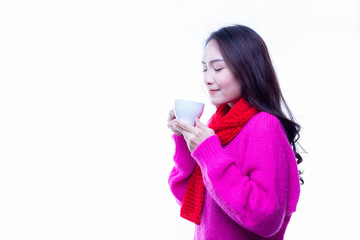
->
xmin=167 ymin=40 xmax=241 ymax=153
xmin=167 ymin=110 xmax=215 ymax=153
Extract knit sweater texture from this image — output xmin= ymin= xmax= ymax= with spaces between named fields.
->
xmin=168 ymin=112 xmax=300 ymax=240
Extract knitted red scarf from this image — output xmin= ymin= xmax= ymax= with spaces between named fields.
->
xmin=180 ymin=98 xmax=258 ymax=225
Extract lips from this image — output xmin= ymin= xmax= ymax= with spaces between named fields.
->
xmin=209 ymin=89 xmax=220 ymax=94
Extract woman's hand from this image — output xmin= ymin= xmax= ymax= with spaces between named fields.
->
xmin=172 ymin=118 xmax=215 ymax=152
xmin=167 ymin=109 xmax=182 ymax=136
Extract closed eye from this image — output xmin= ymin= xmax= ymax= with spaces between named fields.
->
xmin=214 ymin=68 xmax=223 ymax=72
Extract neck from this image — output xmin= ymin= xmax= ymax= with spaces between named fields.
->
xmin=227 ymin=97 xmax=242 ymax=108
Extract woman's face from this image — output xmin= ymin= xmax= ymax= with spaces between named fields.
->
xmin=202 ymin=40 xmax=242 ymax=107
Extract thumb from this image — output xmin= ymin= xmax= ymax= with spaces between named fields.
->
xmin=195 ymin=118 xmax=206 ymax=129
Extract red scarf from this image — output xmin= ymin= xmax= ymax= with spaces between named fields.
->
xmin=180 ymin=98 xmax=258 ymax=225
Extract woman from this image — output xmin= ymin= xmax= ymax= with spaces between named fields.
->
xmin=167 ymin=25 xmax=303 ymax=240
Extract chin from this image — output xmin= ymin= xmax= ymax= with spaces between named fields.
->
xmin=210 ymin=99 xmax=225 ymax=106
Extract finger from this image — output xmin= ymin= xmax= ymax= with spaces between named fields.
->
xmin=168 ymin=121 xmax=175 ymax=129
xmin=173 ymin=119 xmax=195 ymax=133
xmin=170 ymin=109 xmax=175 ymax=118
xmin=171 ymin=122 xmax=187 ymax=137
xmin=195 ymin=118 xmax=206 ymax=129
xmin=168 ymin=120 xmax=183 ymax=136
xmin=168 ymin=109 xmax=175 ymax=121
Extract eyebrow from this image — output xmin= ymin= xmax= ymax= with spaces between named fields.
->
xmin=201 ymin=59 xmax=225 ymax=65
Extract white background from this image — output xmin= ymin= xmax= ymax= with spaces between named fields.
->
xmin=1 ymin=0 xmax=359 ymax=239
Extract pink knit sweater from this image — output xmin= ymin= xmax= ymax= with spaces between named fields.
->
xmin=168 ymin=112 xmax=300 ymax=240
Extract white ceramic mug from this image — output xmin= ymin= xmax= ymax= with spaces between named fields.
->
xmin=174 ymin=99 xmax=204 ymax=126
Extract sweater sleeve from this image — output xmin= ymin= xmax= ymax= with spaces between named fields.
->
xmin=168 ymin=134 xmax=197 ymax=205
xmin=191 ymin=113 xmax=298 ymax=237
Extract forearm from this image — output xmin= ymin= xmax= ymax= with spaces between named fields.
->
xmin=192 ymin=134 xmax=289 ymax=237
xmin=168 ymin=134 xmax=196 ymax=205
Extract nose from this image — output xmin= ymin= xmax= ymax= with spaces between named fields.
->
xmin=204 ymin=71 xmax=215 ymax=86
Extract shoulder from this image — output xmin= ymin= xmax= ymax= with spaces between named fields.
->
xmin=242 ymin=112 xmax=287 ymax=139
xmin=246 ymin=111 xmax=282 ymax=128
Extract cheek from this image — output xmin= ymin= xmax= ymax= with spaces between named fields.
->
xmin=232 ymin=81 xmax=242 ymax=93
xmin=225 ymin=82 xmax=242 ymax=101
xmin=220 ymin=73 xmax=240 ymax=92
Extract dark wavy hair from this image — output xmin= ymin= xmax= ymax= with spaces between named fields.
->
xmin=206 ymin=25 xmax=304 ymax=184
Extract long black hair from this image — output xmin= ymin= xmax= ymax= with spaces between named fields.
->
xmin=206 ymin=25 xmax=304 ymax=184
